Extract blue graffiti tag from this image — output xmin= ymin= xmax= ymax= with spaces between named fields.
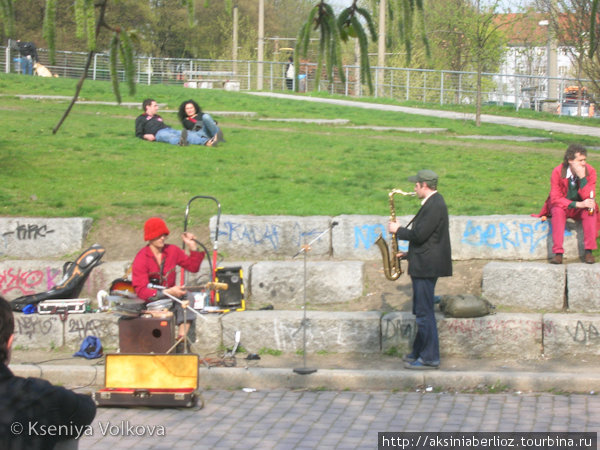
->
xmin=354 ymin=224 xmax=408 ymax=252
xmin=220 ymin=221 xmax=281 ymax=250
xmin=461 ymin=219 xmax=551 ymax=253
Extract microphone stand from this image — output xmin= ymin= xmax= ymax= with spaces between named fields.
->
xmin=292 ymin=221 xmax=337 ymax=375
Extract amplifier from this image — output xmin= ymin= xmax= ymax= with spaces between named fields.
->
xmin=118 ymin=316 xmax=174 ymax=354
xmin=215 ymin=266 xmax=245 ymax=311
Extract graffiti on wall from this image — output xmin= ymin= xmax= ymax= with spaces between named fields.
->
xmin=0 ymin=222 xmax=57 ymax=256
xmin=2 ymin=223 xmax=56 ymax=241
xmin=461 ymin=220 xmax=553 ymax=254
xmin=353 ymin=224 xmax=409 ymax=252
xmin=0 ymin=267 xmax=62 ymax=297
xmin=565 ymin=320 xmax=600 ymax=344
xmin=218 ymin=220 xmax=330 ymax=251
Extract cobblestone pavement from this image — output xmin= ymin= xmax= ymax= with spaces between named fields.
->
xmin=80 ymin=390 xmax=600 ymax=449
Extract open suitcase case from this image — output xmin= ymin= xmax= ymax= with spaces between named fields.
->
xmin=94 ymin=354 xmax=202 ymax=408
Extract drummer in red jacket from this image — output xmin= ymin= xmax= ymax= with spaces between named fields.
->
xmin=536 ymin=144 xmax=598 ymax=264
xmin=131 ymin=217 xmax=205 ymax=351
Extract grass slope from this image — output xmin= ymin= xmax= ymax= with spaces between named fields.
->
xmin=1 ymin=73 xmax=598 ymax=229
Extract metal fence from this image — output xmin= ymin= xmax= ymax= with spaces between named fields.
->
xmin=2 ymin=45 xmax=595 ymax=113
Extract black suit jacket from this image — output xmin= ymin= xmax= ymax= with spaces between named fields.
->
xmin=395 ymin=192 xmax=452 ymax=278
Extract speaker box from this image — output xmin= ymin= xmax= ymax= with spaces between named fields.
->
xmin=118 ymin=316 xmax=174 ymax=353
xmin=215 ymin=266 xmax=245 ymax=311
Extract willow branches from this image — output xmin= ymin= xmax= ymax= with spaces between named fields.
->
xmin=298 ymin=0 xmax=426 ymax=94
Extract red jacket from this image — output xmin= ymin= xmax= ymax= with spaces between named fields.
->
xmin=131 ymin=244 xmax=204 ymax=301
xmin=534 ymin=162 xmax=600 ymax=235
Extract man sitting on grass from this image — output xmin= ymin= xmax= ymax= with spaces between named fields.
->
xmin=135 ymin=98 xmax=218 ymax=147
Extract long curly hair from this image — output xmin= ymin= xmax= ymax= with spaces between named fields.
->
xmin=178 ymin=99 xmax=202 ymax=125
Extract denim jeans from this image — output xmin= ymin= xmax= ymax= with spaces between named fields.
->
xmin=21 ymin=57 xmax=33 ymax=75
xmin=155 ymin=128 xmax=182 ymax=145
xmin=410 ymin=277 xmax=440 ymax=365
xmin=186 ymin=130 xmax=210 ymax=145
xmin=192 ymin=113 xmax=220 ymax=138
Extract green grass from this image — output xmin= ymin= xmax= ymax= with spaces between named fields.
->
xmin=1 ymin=73 xmax=598 ymax=227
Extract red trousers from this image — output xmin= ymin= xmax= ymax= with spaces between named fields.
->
xmin=550 ymin=206 xmax=597 ymax=254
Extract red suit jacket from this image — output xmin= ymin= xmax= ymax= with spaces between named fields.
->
xmin=534 ymin=162 xmax=600 ymax=236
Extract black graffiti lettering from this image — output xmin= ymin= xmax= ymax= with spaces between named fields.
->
xmin=68 ymin=318 xmax=111 ymax=340
xmin=566 ymin=320 xmax=600 ymax=344
xmin=16 ymin=316 xmax=54 ymax=339
xmin=15 ymin=223 xmax=55 ymax=240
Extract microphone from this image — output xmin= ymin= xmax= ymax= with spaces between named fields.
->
xmin=147 ymin=283 xmax=166 ymax=290
xmin=331 ymin=221 xmax=338 ymax=227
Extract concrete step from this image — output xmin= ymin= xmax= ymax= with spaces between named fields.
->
xmin=11 ymin=310 xmax=600 ymax=361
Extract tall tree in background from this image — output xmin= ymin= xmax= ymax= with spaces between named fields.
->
xmin=468 ymin=0 xmax=505 ymax=125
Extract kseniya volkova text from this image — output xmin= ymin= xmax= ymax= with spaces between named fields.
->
xmin=25 ymin=420 xmax=167 ymax=439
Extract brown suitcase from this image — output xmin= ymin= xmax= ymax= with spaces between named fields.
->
xmin=94 ymin=354 xmax=202 ymax=408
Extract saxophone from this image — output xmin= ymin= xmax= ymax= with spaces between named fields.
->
xmin=375 ymin=189 xmax=415 ymax=281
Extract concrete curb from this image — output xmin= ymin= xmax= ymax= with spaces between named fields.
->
xmin=10 ymin=364 xmax=600 ymax=394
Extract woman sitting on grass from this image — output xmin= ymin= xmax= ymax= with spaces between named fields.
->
xmin=177 ymin=99 xmax=224 ymax=144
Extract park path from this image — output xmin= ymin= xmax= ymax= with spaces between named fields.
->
xmin=249 ymin=92 xmax=600 ymax=138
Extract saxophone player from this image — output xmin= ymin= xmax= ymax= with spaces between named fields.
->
xmin=388 ymin=170 xmax=452 ymax=370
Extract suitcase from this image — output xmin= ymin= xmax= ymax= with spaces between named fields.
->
xmin=38 ymin=299 xmax=89 ymax=314
xmin=94 ymin=354 xmax=202 ymax=408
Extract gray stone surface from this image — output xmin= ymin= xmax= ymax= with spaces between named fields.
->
xmin=331 ymin=214 xmax=411 ymax=260
xmin=0 ymin=217 xmax=93 ymax=258
xmin=438 ymin=313 xmax=543 ymax=359
xmin=566 ymin=264 xmax=600 ymax=312
xmin=13 ymin=313 xmax=65 ymax=350
xmin=250 ymin=261 xmax=364 ymax=307
xmin=258 ymin=118 xmax=350 ymax=125
xmin=11 ymin=309 xmax=600 ymax=361
xmin=542 ymin=313 xmax=600 ymax=357
xmin=214 ymin=214 xmax=582 ymax=261
xmin=345 ymin=126 xmax=447 ymax=133
xmin=383 ymin=312 xmax=543 ymax=358
xmin=222 ymin=310 xmax=382 ymax=353
xmin=451 ymin=215 xmax=563 ymax=260
xmin=211 ymin=215 xmax=333 ymax=259
xmin=482 ymin=262 xmax=566 ymax=311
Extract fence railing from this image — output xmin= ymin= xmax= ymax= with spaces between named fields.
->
xmin=2 ymin=46 xmax=594 ymax=113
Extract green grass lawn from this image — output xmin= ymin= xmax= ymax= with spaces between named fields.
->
xmin=1 ymin=73 xmax=598 ymax=228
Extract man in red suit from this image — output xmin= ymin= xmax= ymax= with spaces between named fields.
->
xmin=536 ymin=144 xmax=598 ymax=264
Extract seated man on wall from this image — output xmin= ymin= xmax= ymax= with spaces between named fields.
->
xmin=535 ymin=144 xmax=598 ymax=264
xmin=135 ymin=98 xmax=217 ymax=147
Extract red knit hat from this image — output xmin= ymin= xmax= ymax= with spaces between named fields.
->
xmin=144 ymin=217 xmax=170 ymax=241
